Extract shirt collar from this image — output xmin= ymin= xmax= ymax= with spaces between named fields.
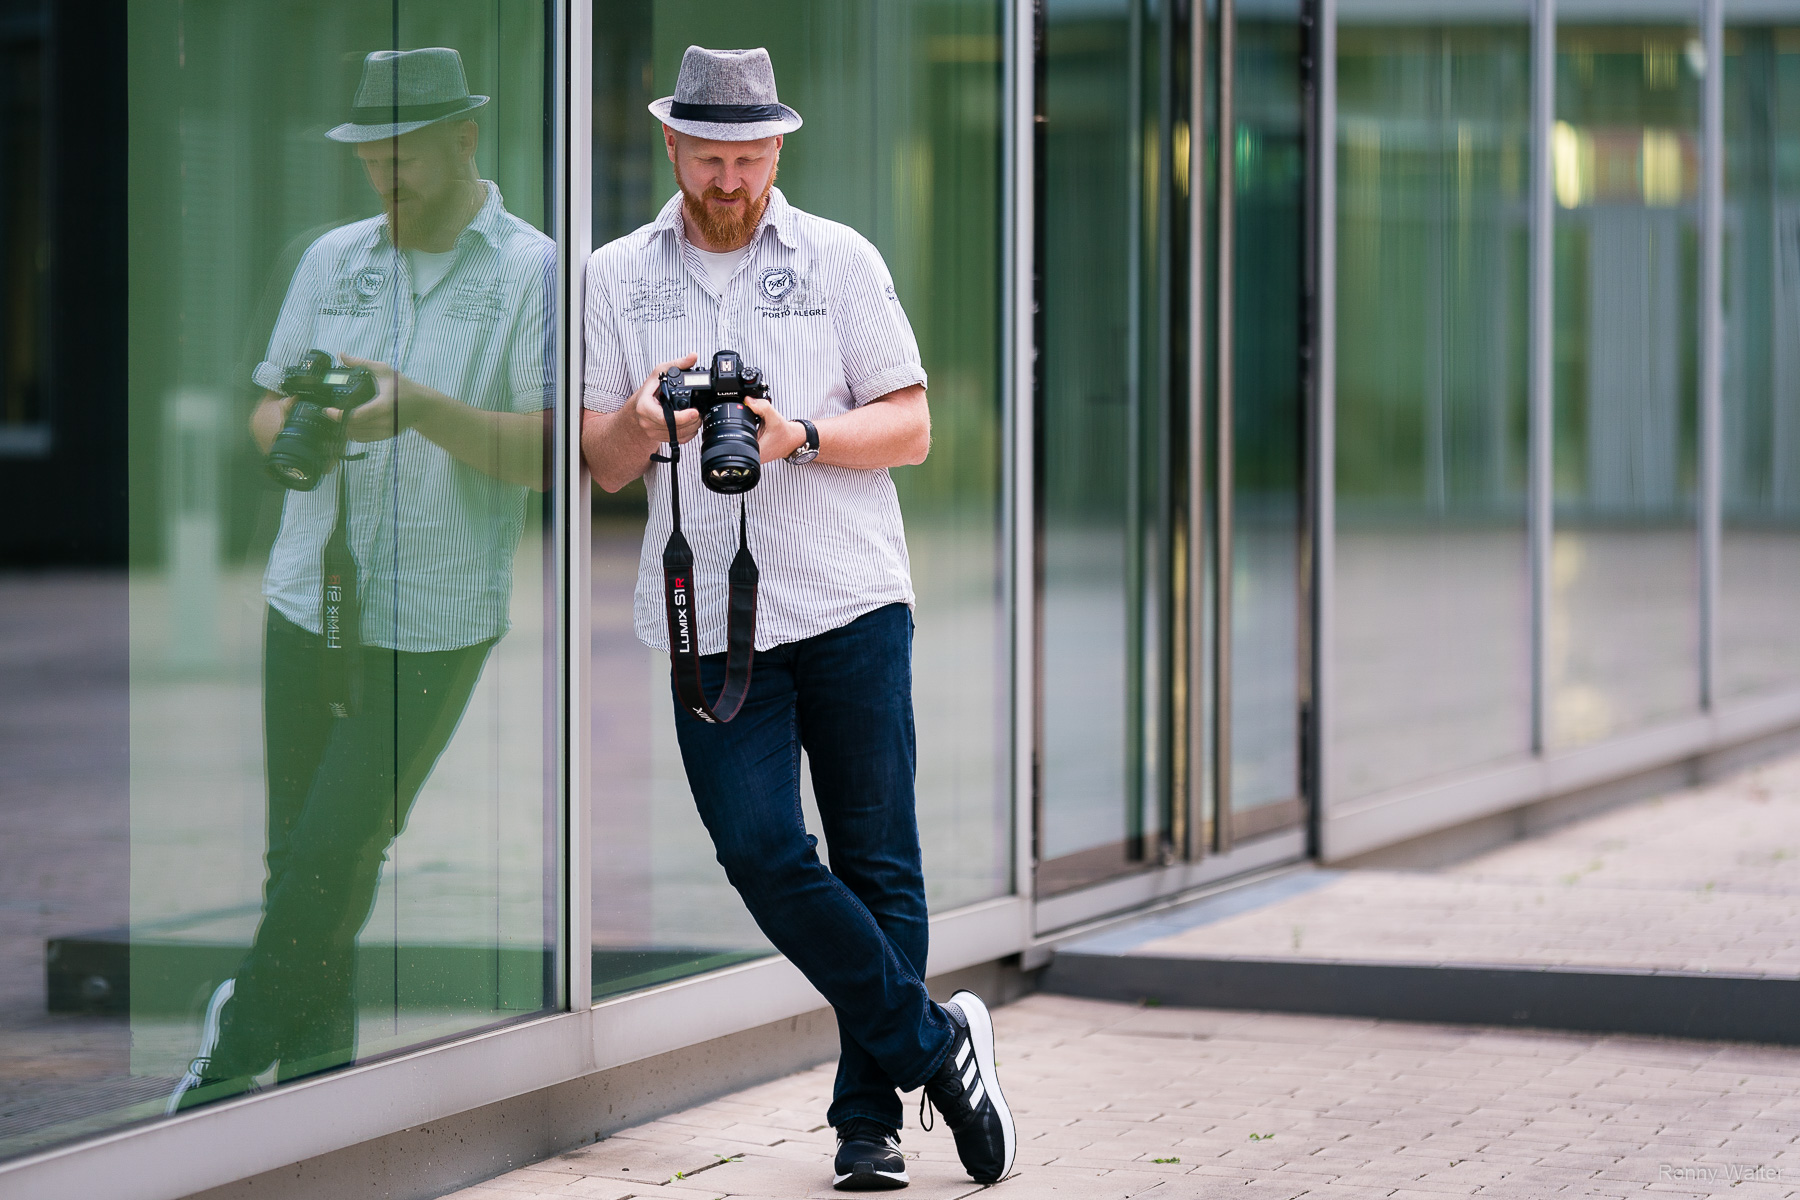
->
xmin=380 ymin=180 xmax=508 ymax=252
xmin=651 ymin=185 xmax=799 ymax=254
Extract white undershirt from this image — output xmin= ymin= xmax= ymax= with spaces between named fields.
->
xmin=405 ymin=247 xmax=458 ymax=297
xmin=689 ymin=245 xmax=747 ymax=295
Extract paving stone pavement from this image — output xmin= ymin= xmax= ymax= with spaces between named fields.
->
xmin=1130 ymin=755 xmax=1800 ymax=975
xmin=440 ymin=993 xmax=1800 ymax=1199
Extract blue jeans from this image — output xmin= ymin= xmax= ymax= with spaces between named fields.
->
xmin=671 ymin=602 xmax=954 ymax=1131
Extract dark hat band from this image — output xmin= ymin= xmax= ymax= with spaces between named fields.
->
xmin=668 ymin=100 xmax=787 ymax=123
xmin=349 ymin=97 xmax=474 ymax=125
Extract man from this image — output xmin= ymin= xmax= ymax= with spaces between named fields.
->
xmin=581 ymin=46 xmax=1014 ymax=1191
xmin=168 ymin=47 xmax=553 ymax=1112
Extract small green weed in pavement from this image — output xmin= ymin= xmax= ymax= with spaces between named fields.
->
xmin=1152 ymin=1156 xmax=1181 ymax=1164
xmin=1248 ymin=1133 xmax=1274 ymax=1141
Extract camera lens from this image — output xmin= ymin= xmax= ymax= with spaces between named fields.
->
xmin=265 ymin=401 xmax=345 ymax=492
xmin=699 ymin=401 xmax=761 ymax=494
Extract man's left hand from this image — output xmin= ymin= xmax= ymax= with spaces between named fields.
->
xmin=336 ymin=355 xmax=430 ymax=442
xmin=743 ymin=394 xmax=808 ymax=464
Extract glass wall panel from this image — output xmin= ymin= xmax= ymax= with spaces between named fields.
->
xmin=1333 ymin=4 xmax=1533 ymax=800
xmin=1721 ymin=3 xmax=1800 ymax=699
xmin=1551 ymin=1 xmax=1702 ymax=748
xmin=2 ymin=0 xmax=562 ymax=1161
xmin=1228 ymin=0 xmax=1306 ymax=831
xmin=1040 ymin=0 xmax=1138 ymax=886
xmin=1039 ymin=0 xmax=1190 ymax=891
xmin=588 ymin=1 xmax=1010 ymax=997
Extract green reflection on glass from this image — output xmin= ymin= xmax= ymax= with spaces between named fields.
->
xmin=1720 ymin=7 xmax=1800 ymax=699
xmin=124 ymin=0 xmax=556 ymax=1124
xmin=1333 ymin=8 xmax=1534 ymax=801
xmin=1230 ymin=1 xmax=1304 ymax=824
xmin=1551 ymin=13 xmax=1701 ymax=748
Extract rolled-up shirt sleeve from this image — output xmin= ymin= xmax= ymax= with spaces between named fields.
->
xmin=504 ymin=242 xmax=557 ymax=414
xmin=834 ymin=239 xmax=928 ymax=407
xmin=582 ymin=247 xmax=636 ymax=414
xmin=252 ymin=245 xmax=327 ymax=393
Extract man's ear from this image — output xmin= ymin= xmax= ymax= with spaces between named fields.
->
xmin=664 ymin=125 xmax=679 ymax=163
xmin=458 ymin=119 xmax=479 ymax=165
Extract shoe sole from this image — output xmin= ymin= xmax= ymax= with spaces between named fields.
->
xmin=949 ymin=988 xmax=1015 ymax=1182
xmin=833 ymin=1165 xmax=910 ymax=1190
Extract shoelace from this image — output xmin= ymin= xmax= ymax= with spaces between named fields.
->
xmin=918 ymin=1086 xmax=933 ymax=1132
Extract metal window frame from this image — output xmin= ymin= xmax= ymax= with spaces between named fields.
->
xmin=565 ymin=0 xmax=593 ymax=1021
xmin=1313 ymin=0 xmax=1337 ymax=829
xmin=1700 ymin=0 xmax=1724 ymax=714
xmin=1530 ymin=0 xmax=1556 ymax=756
xmin=1011 ymin=0 xmax=1040 ymax=925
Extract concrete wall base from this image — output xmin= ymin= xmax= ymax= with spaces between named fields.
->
xmin=182 ymin=959 xmax=1037 ymax=1200
xmin=1335 ymin=721 xmax=1800 ymax=872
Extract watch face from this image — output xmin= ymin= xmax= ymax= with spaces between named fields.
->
xmin=790 ymin=445 xmax=819 ymax=464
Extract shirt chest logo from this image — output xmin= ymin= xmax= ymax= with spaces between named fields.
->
xmin=321 ymin=270 xmax=383 ymax=317
xmin=754 ymin=261 xmax=826 ymax=320
xmin=447 ymin=279 xmax=504 ymax=322
xmin=621 ymin=276 xmax=687 ymax=324
xmin=758 ymin=267 xmax=795 ymax=302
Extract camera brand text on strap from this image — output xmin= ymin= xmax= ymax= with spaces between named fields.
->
xmin=654 ymin=394 xmax=758 ymax=723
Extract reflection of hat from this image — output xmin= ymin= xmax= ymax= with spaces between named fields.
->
xmin=327 ymin=48 xmax=489 ymax=143
xmin=649 ymin=46 xmax=803 ymax=141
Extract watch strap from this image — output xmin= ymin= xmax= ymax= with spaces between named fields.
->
xmin=789 ymin=418 xmax=819 ymax=462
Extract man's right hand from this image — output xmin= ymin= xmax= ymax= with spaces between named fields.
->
xmin=630 ymin=353 xmax=702 ymax=446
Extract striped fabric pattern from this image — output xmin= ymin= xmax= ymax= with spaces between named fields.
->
xmin=583 ymin=187 xmax=926 ymax=654
xmin=254 ymin=183 xmax=555 ymax=653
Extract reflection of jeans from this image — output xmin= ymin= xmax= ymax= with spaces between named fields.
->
xmin=671 ymin=602 xmax=954 ymax=1132
xmin=210 ymin=608 xmax=491 ymax=1081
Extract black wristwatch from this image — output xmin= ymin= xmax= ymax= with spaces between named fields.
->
xmin=787 ymin=418 xmax=820 ymax=465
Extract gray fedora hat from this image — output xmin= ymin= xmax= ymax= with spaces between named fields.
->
xmin=327 ymin=47 xmax=489 ymax=143
xmin=649 ymin=46 xmax=802 ymax=141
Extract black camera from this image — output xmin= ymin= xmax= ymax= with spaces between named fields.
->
xmin=658 ymin=350 xmax=768 ymax=494
xmin=265 ymin=349 xmax=376 ymax=492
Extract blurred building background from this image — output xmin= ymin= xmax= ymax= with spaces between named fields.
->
xmin=1 ymin=0 xmax=1797 ymax=1197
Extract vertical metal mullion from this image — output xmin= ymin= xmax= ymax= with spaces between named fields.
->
xmin=1313 ymin=0 xmax=1336 ymax=857
xmin=564 ymin=0 xmax=593 ymax=1015
xmin=1185 ymin=0 xmax=1209 ymax=862
xmin=1124 ymin=0 xmax=1148 ymax=860
xmin=1699 ymin=0 xmax=1724 ymax=713
xmin=1529 ymin=0 xmax=1556 ymax=757
xmin=1304 ymin=0 xmax=1331 ymax=860
xmin=1213 ymin=0 xmax=1236 ymax=853
xmin=1156 ymin=0 xmax=1178 ymax=865
xmin=1012 ymin=0 xmax=1041 ymax=917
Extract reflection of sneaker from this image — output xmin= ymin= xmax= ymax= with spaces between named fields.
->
xmin=921 ymin=990 xmax=1015 ymax=1184
xmin=166 ymin=979 xmax=258 ymax=1114
xmin=832 ymin=1118 xmax=908 ymax=1190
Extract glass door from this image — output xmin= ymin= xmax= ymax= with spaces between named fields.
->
xmin=1218 ymin=0 xmax=1309 ymax=847
xmin=1037 ymin=0 xmax=1311 ymax=906
xmin=1038 ymin=0 xmax=1192 ymax=895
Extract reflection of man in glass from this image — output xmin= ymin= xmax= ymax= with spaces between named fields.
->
xmin=168 ymin=47 xmax=553 ymax=1112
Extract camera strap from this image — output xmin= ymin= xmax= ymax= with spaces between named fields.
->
xmin=319 ymin=464 xmax=363 ymax=719
xmin=654 ymin=397 xmax=758 ymax=724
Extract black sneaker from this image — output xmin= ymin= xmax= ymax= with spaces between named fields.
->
xmin=165 ymin=979 xmax=260 ymax=1114
xmin=921 ymin=989 xmax=1015 ymax=1184
xmin=833 ymin=1117 xmax=909 ymax=1190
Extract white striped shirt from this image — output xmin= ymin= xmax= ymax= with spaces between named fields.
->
xmin=255 ymin=183 xmax=555 ymax=653
xmin=583 ymin=187 xmax=926 ymax=654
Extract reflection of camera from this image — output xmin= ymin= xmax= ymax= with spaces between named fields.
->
xmin=265 ymin=349 xmax=376 ymax=491
xmin=659 ymin=350 xmax=767 ymax=494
